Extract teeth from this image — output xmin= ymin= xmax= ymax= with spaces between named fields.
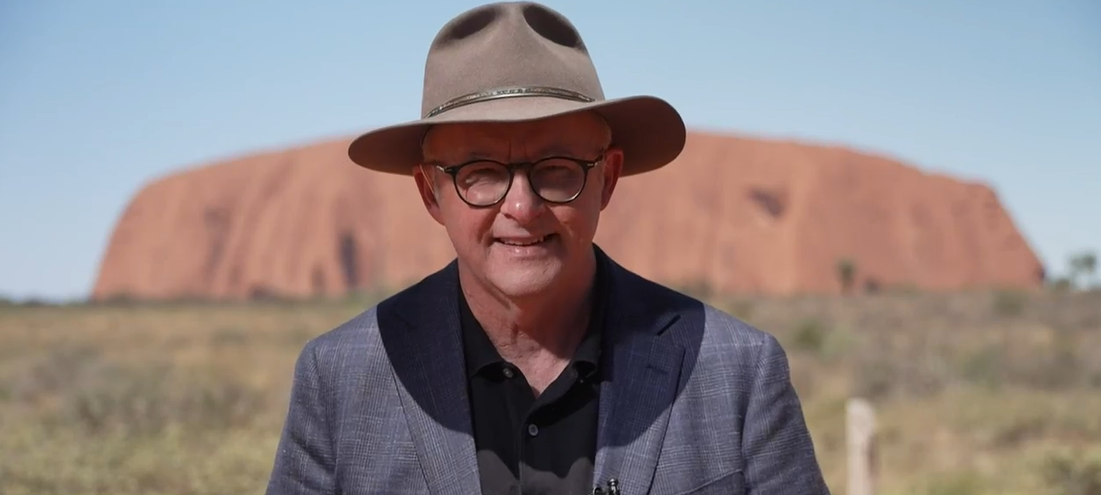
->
xmin=500 ymin=235 xmax=547 ymax=246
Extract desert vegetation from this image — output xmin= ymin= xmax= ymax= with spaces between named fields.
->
xmin=1 ymin=284 xmax=1099 ymax=494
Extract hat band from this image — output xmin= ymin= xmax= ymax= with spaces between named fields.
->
xmin=424 ymin=86 xmax=595 ymax=118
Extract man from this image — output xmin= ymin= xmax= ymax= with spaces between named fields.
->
xmin=266 ymin=2 xmax=829 ymax=494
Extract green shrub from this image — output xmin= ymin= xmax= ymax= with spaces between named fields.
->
xmin=992 ymin=290 xmax=1027 ymax=317
xmin=792 ymin=318 xmax=827 ymax=353
xmin=1041 ymin=451 xmax=1101 ymax=495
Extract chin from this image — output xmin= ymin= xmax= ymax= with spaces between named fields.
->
xmin=483 ymin=259 xmax=566 ymax=298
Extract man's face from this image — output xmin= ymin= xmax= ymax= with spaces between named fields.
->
xmin=414 ymin=111 xmax=623 ymax=299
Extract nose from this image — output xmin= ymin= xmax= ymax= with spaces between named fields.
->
xmin=498 ymin=167 xmax=545 ymax=223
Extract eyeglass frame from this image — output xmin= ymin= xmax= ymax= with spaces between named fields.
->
xmin=430 ymin=152 xmax=605 ymax=208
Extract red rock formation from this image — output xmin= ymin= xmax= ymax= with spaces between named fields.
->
xmin=91 ymin=130 xmax=1044 ymax=301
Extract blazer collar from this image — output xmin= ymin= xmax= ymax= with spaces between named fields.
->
xmin=590 ymin=246 xmax=687 ymax=494
xmin=377 ymin=245 xmax=687 ymax=495
xmin=376 ymin=257 xmax=480 ymax=495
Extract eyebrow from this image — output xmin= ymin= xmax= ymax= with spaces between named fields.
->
xmin=425 ymin=141 xmax=598 ymax=165
xmin=423 ymin=151 xmax=495 ymax=168
xmin=537 ymin=145 xmax=573 ymax=157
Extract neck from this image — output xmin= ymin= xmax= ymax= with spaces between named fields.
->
xmin=459 ymin=249 xmax=598 ymax=363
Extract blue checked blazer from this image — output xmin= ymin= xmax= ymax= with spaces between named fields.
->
xmin=265 ymin=247 xmax=830 ymax=494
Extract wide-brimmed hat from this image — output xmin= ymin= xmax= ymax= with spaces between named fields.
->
xmin=347 ymin=1 xmax=686 ymax=176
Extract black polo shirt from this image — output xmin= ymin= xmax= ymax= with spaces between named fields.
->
xmin=458 ymin=266 xmax=608 ymax=495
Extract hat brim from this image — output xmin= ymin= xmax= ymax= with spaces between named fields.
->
xmin=347 ymin=95 xmax=686 ymax=177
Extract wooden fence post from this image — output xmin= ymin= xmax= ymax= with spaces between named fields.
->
xmin=846 ymin=397 xmax=877 ymax=495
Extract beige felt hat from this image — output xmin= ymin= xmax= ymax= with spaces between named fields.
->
xmin=347 ymin=1 xmax=686 ymax=176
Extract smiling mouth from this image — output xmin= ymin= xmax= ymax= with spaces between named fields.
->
xmin=496 ymin=234 xmax=556 ymax=246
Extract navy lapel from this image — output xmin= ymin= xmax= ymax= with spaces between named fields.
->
xmin=592 ymin=251 xmax=687 ymax=494
xmin=376 ymin=261 xmax=482 ymax=495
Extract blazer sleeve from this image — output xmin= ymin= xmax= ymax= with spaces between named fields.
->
xmin=266 ymin=341 xmax=338 ymax=495
xmin=742 ymin=334 xmax=831 ymax=494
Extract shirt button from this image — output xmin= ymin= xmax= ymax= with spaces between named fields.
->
xmin=502 ymin=367 xmax=514 ymax=379
xmin=527 ymin=424 xmax=539 ymax=436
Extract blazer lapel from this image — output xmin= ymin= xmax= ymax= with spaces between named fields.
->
xmin=376 ymin=261 xmax=482 ymax=495
xmin=592 ymin=253 xmax=687 ymax=494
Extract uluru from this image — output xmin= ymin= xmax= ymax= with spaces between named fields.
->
xmin=91 ymin=130 xmax=1045 ymax=301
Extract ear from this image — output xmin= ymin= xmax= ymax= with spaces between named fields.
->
xmin=598 ymin=147 xmax=624 ymax=210
xmin=413 ymin=165 xmax=446 ymax=226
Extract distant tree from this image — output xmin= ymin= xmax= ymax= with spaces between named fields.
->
xmin=837 ymin=258 xmax=856 ymax=294
xmin=863 ymin=278 xmax=881 ymax=294
xmin=1049 ymin=277 xmax=1074 ymax=293
xmin=1081 ymin=251 xmax=1097 ymax=288
xmin=1068 ymin=250 xmax=1098 ymax=289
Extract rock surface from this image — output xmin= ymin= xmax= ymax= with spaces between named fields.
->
xmin=91 ymin=130 xmax=1045 ymax=301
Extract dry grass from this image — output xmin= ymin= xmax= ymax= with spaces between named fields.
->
xmin=1 ymin=288 xmax=1100 ymax=494
xmin=715 ymin=287 xmax=1101 ymax=495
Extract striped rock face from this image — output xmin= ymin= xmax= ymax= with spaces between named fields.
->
xmin=91 ymin=130 xmax=1044 ymax=301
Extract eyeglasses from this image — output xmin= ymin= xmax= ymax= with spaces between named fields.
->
xmin=434 ymin=153 xmax=603 ymax=207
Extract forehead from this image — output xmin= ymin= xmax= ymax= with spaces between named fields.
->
xmin=422 ymin=111 xmax=609 ymax=161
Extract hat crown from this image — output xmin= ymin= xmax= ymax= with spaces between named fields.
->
xmin=421 ymin=2 xmax=606 ymax=118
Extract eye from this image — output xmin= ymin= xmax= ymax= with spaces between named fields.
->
xmin=457 ymin=161 xmax=508 ymax=186
xmin=533 ymin=158 xmax=580 ymax=175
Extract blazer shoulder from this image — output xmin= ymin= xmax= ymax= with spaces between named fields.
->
xmin=701 ymin=303 xmax=782 ymax=349
xmin=605 ymin=255 xmax=783 ymax=350
xmin=299 ymin=261 xmax=456 ymax=362
xmin=309 ymin=303 xmax=379 ymax=345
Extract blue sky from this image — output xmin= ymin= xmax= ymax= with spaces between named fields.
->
xmin=1 ymin=0 xmax=1098 ymax=300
